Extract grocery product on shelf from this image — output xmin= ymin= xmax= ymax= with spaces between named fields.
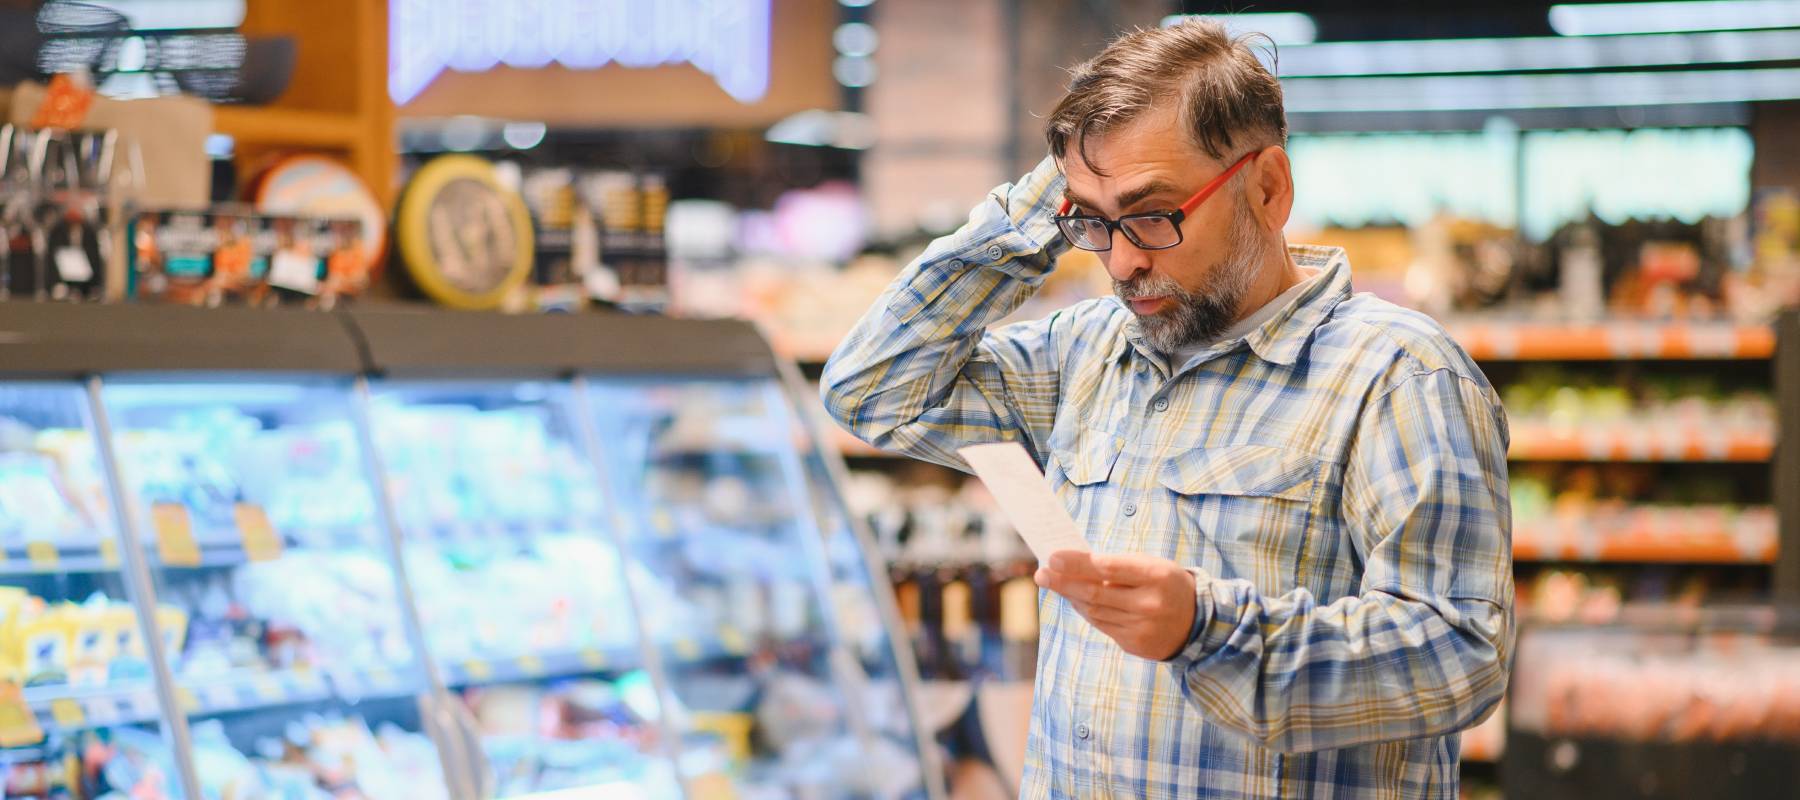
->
xmin=461 ymin=673 xmax=678 ymax=797
xmin=393 ymin=155 xmax=536 ymax=311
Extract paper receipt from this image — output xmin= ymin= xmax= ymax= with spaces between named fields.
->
xmin=958 ymin=442 xmax=1091 ymax=561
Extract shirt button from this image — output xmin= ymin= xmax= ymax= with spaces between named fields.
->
xmin=1122 ymin=502 xmax=1137 ymax=517
xmin=987 ymin=245 xmax=1005 ymax=261
xmin=1153 ymin=397 xmax=1170 ymax=412
xmin=1076 ymin=722 xmax=1091 ymax=740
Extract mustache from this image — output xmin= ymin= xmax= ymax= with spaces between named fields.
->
xmin=1114 ymin=273 xmax=1185 ymax=300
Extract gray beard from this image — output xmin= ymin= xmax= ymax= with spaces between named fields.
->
xmin=1114 ymin=201 xmax=1267 ymax=354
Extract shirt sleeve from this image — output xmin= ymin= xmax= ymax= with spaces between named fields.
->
xmin=820 ymin=155 xmax=1073 ymax=468
xmin=1164 ymin=367 xmax=1515 ymax=754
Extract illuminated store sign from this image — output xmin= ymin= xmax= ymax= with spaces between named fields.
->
xmin=389 ymin=0 xmax=772 ymax=104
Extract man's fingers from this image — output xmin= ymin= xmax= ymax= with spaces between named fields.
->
xmin=1048 ymin=550 xmax=1104 ymax=581
xmin=1093 ymin=553 xmax=1171 ymax=586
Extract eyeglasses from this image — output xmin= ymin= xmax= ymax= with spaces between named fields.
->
xmin=1054 ymin=149 xmax=1260 ymax=252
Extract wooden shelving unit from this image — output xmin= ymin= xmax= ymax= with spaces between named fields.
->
xmin=222 ymin=0 xmax=396 ymax=207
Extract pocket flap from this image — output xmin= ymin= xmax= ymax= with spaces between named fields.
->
xmin=1157 ymin=445 xmax=1322 ymax=500
xmin=1050 ymin=426 xmax=1124 ymax=486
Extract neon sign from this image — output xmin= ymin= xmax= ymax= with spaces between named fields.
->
xmin=389 ymin=0 xmax=772 ymax=105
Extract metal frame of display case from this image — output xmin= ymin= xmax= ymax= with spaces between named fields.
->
xmin=771 ymin=347 xmax=952 ymax=799
xmin=1777 ymin=311 xmax=1799 ymax=604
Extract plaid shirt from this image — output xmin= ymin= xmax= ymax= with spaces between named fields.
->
xmin=822 ymin=156 xmax=1514 ymax=799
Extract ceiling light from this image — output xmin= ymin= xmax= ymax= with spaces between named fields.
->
xmin=1275 ymin=28 xmax=1800 ymax=77
xmin=1282 ymin=67 xmax=1800 ymax=113
xmin=1161 ymin=13 xmax=1317 ymax=46
xmin=1548 ymin=0 xmax=1800 ymax=36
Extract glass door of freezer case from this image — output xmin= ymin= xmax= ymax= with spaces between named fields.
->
xmin=100 ymin=378 xmax=455 ymax=800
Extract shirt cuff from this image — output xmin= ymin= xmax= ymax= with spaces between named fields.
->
xmin=1163 ymin=566 xmax=1220 ymax=664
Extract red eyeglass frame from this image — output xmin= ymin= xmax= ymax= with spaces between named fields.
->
xmin=1054 ymin=148 xmax=1262 ymax=251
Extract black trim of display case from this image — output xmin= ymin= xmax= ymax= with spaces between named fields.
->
xmin=344 ymin=306 xmax=778 ymax=379
xmin=0 ymin=302 xmax=782 ymax=379
xmin=1776 ymin=311 xmax=1799 ymax=604
xmin=1502 ymin=733 xmax=1800 ymax=799
xmin=0 ymin=301 xmax=364 ymax=375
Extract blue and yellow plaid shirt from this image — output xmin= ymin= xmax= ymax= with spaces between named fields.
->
xmin=823 ymin=156 xmax=1514 ymax=799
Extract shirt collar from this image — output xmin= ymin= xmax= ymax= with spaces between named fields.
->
xmin=1114 ymin=244 xmax=1352 ymax=369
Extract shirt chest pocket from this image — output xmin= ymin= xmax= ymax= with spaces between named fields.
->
xmin=1157 ymin=445 xmax=1323 ymax=590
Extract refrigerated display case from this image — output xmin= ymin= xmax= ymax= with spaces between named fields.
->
xmin=1504 ymin=606 xmax=1800 ymax=798
xmin=0 ymin=302 xmax=941 ymax=800
xmin=0 ymin=381 xmax=187 ymax=800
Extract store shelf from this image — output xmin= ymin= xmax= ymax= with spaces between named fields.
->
xmin=447 ymin=646 xmax=640 ymax=688
xmin=446 ymin=634 xmax=748 ymax=688
xmin=1447 ymin=320 xmax=1775 ymax=361
xmin=213 ymin=106 xmax=363 ymax=149
xmin=0 ymin=536 xmax=120 ymax=574
xmin=404 ymin=516 xmax=608 ymax=541
xmin=21 ymin=667 xmax=367 ymax=732
xmin=1513 ymin=506 xmax=1778 ymax=564
xmin=1508 ymin=423 xmax=1776 ymax=463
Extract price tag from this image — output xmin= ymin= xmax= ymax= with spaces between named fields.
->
xmin=673 ymin=639 xmax=701 ymax=660
xmin=366 ymin=666 xmax=397 ymax=690
xmin=268 ymin=250 xmax=321 ymax=294
xmin=99 ymin=538 xmax=119 ymax=566
xmin=26 ymin=542 xmax=59 ymax=569
xmin=49 ymin=697 xmax=84 ymax=728
xmin=651 ymin=509 xmax=676 ymax=537
xmin=462 ymin=660 xmax=493 ymax=682
xmin=718 ymin=627 xmax=748 ymax=655
xmin=251 ymin=675 xmax=285 ymax=703
xmin=0 ymin=683 xmax=43 ymax=747
xmin=515 ymin=655 xmax=544 ymax=676
xmin=55 ymin=247 xmax=94 ymax=283
xmin=234 ymin=504 xmax=284 ymax=562
xmin=152 ymin=504 xmax=201 ymax=566
xmin=579 ymin=649 xmax=608 ymax=670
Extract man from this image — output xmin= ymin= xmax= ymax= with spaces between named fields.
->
xmin=823 ymin=19 xmax=1512 ymax=800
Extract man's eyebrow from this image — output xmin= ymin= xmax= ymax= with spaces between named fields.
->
xmin=1114 ymin=180 xmax=1181 ymax=212
xmin=1062 ymin=180 xmax=1181 ymax=214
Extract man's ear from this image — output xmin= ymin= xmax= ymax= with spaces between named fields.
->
xmin=1246 ymin=147 xmax=1295 ymax=233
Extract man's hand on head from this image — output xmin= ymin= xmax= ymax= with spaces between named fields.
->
xmin=1035 ymin=550 xmax=1198 ymax=661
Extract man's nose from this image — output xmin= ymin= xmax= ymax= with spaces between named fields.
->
xmin=1105 ymin=232 xmax=1153 ymax=283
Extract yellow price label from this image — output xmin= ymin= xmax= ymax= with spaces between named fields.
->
xmin=515 ymin=655 xmax=544 ymax=675
xmin=673 ymin=639 xmax=701 ymax=660
xmin=579 ymin=649 xmax=608 ymax=670
xmin=251 ymin=676 xmax=284 ymax=703
xmin=651 ymin=509 xmax=676 ymax=537
xmin=49 ymin=698 xmax=84 ymax=728
xmin=719 ymin=628 xmax=748 ymax=655
xmin=152 ymin=504 xmax=201 ymax=566
xmin=98 ymin=537 xmax=119 ymax=566
xmin=462 ymin=660 xmax=493 ymax=682
xmin=0 ymin=683 xmax=43 ymax=747
xmin=26 ymin=542 xmax=59 ymax=569
xmin=175 ymin=687 xmax=199 ymax=713
xmin=234 ymin=504 xmax=284 ymax=562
